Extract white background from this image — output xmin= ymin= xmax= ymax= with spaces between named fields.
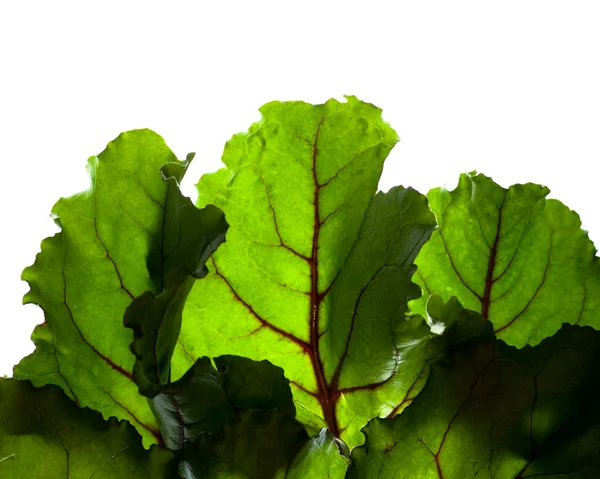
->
xmin=1 ymin=1 xmax=599 ymax=376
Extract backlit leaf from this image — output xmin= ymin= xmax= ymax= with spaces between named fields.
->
xmin=15 ymin=130 xmax=219 ymax=446
xmin=410 ymin=172 xmax=600 ymax=347
xmin=173 ymin=97 xmax=439 ymax=447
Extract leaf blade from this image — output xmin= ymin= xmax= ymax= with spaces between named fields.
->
xmin=410 ymin=172 xmax=600 ymax=347
xmin=16 ymin=129 xmax=198 ymax=446
xmin=0 ymin=379 xmax=176 ymax=478
xmin=350 ymin=315 xmax=600 ymax=478
xmin=174 ymin=97 xmax=438 ymax=447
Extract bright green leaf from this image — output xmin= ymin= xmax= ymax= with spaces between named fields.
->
xmin=16 ymin=129 xmax=206 ymax=446
xmin=12 ymin=98 xmax=600 ymax=477
xmin=172 ymin=96 xmax=439 ymax=447
xmin=410 ymin=172 xmax=600 ymax=347
xmin=285 ymin=428 xmax=350 ymax=479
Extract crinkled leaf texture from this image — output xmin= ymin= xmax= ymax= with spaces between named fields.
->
xmin=10 ymin=97 xmax=600 ymax=479
xmin=0 ymin=378 xmax=176 ymax=478
xmin=16 ymin=129 xmax=227 ymax=447
xmin=173 ymin=96 xmax=438 ymax=448
xmin=410 ymin=172 xmax=600 ymax=347
xmin=350 ymin=304 xmax=600 ymax=478
xmin=125 ymin=232 xmax=312 ymax=478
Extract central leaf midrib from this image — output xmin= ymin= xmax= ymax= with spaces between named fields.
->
xmin=307 ymin=117 xmax=340 ymax=437
xmin=481 ymin=204 xmax=504 ymax=319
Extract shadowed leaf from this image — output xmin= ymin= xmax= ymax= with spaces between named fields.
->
xmin=124 ymin=197 xmax=227 ymax=397
xmin=178 ymin=409 xmax=307 ymax=479
xmin=0 ymin=379 xmax=176 ymax=478
xmin=149 ymin=356 xmax=302 ymax=453
xmin=350 ymin=316 xmax=600 ymax=478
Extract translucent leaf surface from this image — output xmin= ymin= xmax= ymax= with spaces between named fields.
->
xmin=285 ymin=428 xmax=349 ymax=479
xmin=410 ymin=172 xmax=600 ymax=347
xmin=15 ymin=130 xmax=214 ymax=446
xmin=174 ymin=97 xmax=438 ymax=447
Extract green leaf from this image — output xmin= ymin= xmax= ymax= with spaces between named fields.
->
xmin=172 ymin=96 xmax=438 ymax=447
xmin=149 ymin=355 xmax=302 ymax=452
xmin=128 ymin=284 xmax=310 ymax=478
xmin=141 ymin=351 xmax=310 ymax=478
xmin=149 ymin=356 xmax=308 ymax=478
xmin=16 ymin=129 xmax=203 ymax=446
xmin=124 ymin=199 xmax=227 ymax=397
xmin=212 ymin=355 xmax=299 ymax=414
xmin=0 ymin=378 xmax=176 ymax=478
xmin=285 ymin=428 xmax=350 ymax=479
xmin=350 ymin=319 xmax=600 ymax=478
xmin=178 ymin=410 xmax=307 ymax=479
xmin=148 ymin=358 xmax=236 ymax=451
xmin=409 ymin=172 xmax=600 ymax=347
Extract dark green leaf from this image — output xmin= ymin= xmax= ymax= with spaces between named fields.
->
xmin=0 ymin=379 xmax=176 ymax=478
xmin=410 ymin=172 xmax=600 ymax=347
xmin=124 ymin=194 xmax=227 ymax=396
xmin=178 ymin=409 xmax=307 ymax=479
xmin=149 ymin=358 xmax=236 ymax=451
xmin=149 ymin=355 xmax=302 ymax=452
xmin=147 ymin=354 xmax=309 ymax=478
xmin=213 ymin=355 xmax=298 ymax=414
xmin=350 ymin=318 xmax=600 ymax=478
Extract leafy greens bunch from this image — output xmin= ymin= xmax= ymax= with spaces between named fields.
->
xmin=2 ymin=96 xmax=600 ymax=479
